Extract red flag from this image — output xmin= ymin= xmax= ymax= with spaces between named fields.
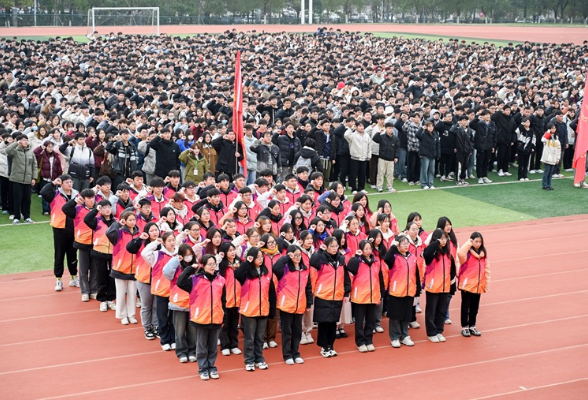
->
xmin=233 ymin=50 xmax=247 ymax=177
xmin=573 ymin=79 xmax=588 ymax=184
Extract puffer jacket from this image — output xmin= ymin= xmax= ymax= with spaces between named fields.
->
xmin=243 ymin=135 xmax=258 ymax=171
xmin=275 ymin=133 xmax=301 ymax=168
xmin=211 ymin=136 xmax=243 ymax=175
xmin=251 ymin=140 xmax=281 ymax=175
xmin=178 ymin=150 xmax=209 ymax=184
xmin=471 ymin=118 xmax=497 ymax=151
xmin=415 ymin=129 xmax=441 ymax=159
xmin=294 ymin=146 xmax=323 ymax=172
xmin=540 ymin=133 xmax=561 ymax=165
xmin=2 ymin=142 xmax=38 ymax=184
xmin=33 ymin=146 xmax=63 ymax=181
xmin=372 ymin=131 xmax=399 ymax=161
xmin=344 ymin=128 xmax=372 ymax=161
xmin=492 ymin=111 xmax=517 ymax=145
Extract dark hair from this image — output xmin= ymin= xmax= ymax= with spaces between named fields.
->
xmin=150 ymin=177 xmax=165 ymax=188
xmin=205 ymin=228 xmax=222 ymax=255
xmin=436 ymin=216 xmax=457 ymax=247
xmin=95 ymin=176 xmax=111 ymax=186
xmin=80 ymin=189 xmax=95 ymax=198
xmin=430 ymin=228 xmax=449 ymax=256
xmin=407 ymin=212 xmax=422 ymax=224
xmin=142 ymin=222 xmax=160 ymax=243
xmin=352 ymin=192 xmax=372 ymax=214
xmin=470 ymin=231 xmax=487 ymax=257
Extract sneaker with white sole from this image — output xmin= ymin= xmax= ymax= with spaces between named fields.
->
xmin=469 ymin=174 xmax=475 ymax=179
xmin=285 ymin=358 xmax=295 ymax=365
xmin=161 ymin=344 xmax=171 ymax=351
xmin=504 ymin=172 xmax=512 ymax=177
xmin=294 ymin=357 xmax=304 ymax=364
xmin=408 ymin=181 xmax=415 ymax=186
xmin=422 ymin=186 xmax=429 ymax=190
xmin=99 ymin=302 xmax=108 ymax=312
xmin=428 ymin=335 xmax=440 ymax=343
xmin=221 ymin=349 xmax=230 ymax=356
xmin=209 ymin=371 xmax=219 ymax=379
xmin=90 ymin=293 xmax=97 ymax=300
xmin=536 ymin=169 xmax=543 ymax=173
xmin=402 ymin=178 xmax=408 ymax=183
xmin=329 ymin=348 xmax=338 ymax=357
xmin=366 ymin=344 xmax=376 ymax=352
xmin=263 ymin=342 xmax=269 ymax=349
xmin=498 ymin=170 xmax=504 ymax=177
xmin=469 ymin=327 xmax=482 ymax=336
xmin=179 ymin=356 xmax=188 ymax=363
xmin=358 ymin=345 xmax=368 ymax=353
xmin=320 ymin=347 xmax=331 ymax=358
xmin=429 ymin=186 xmax=436 ymax=189
xmin=24 ymin=218 xmax=34 ymax=224
xmin=121 ymin=317 xmax=129 ymax=325
xmin=483 ymin=178 xmax=492 ymax=183
xmin=255 ymin=362 xmax=269 ymax=370
xmin=391 ymin=340 xmax=401 ymax=348
xmin=445 ymin=318 xmax=452 ymax=324
xmin=529 ymin=170 xmax=536 ymax=174
xmin=401 ymin=336 xmax=415 ymax=346
xmin=128 ymin=316 xmax=138 ymax=324
xmin=300 ymin=335 xmax=308 ymax=345
xmin=107 ymin=301 xmax=116 ymax=310
xmin=437 ymin=334 xmax=447 ymax=342
xmin=375 ymin=325 xmax=384 ymax=333
xmin=478 ymin=178 xmax=484 ymax=184
xmin=268 ymin=341 xmax=278 ymax=348
xmin=189 ymin=355 xmax=197 ymax=362
xmin=55 ymin=280 xmax=63 ymax=291
xmin=415 ymin=305 xmax=422 ymax=313
xmin=144 ymin=329 xmax=156 ymax=340
xmin=200 ymin=372 xmax=209 ymax=381
xmin=409 ymin=321 xmax=420 ymax=329
xmin=70 ymin=277 xmax=80 ymax=287
xmin=12 ymin=219 xmax=20 ymax=225
xmin=245 ymin=364 xmax=255 ymax=371
xmin=461 ymin=328 xmax=471 ymax=337
xmin=171 ymin=343 xmax=176 ymax=350
xmin=81 ymin=294 xmax=90 ymax=302
xmin=306 ymin=333 xmax=314 ymax=343
xmin=524 ymin=178 xmax=529 ymax=181
xmin=231 ymin=348 xmax=242 ymax=355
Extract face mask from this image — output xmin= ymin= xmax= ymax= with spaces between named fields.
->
xmin=187 ymin=135 xmax=194 ymax=141
xmin=183 ymin=255 xmax=193 ymax=263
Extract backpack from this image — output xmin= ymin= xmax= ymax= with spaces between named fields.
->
xmin=293 ymin=155 xmax=313 ymax=173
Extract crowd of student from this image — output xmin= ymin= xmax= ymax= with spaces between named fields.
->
xmin=1 ymin=30 xmax=587 ymax=225
xmin=38 ymin=165 xmax=490 ymax=380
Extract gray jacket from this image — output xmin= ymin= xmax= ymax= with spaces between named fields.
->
xmin=1 ymin=142 xmax=37 ymax=184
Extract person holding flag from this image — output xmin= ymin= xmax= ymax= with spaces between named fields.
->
xmin=572 ymin=80 xmax=588 ymax=189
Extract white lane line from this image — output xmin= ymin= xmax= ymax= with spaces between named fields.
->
xmin=467 ymin=378 xmax=588 ymax=400
xmin=0 ymin=309 xmax=97 ymax=323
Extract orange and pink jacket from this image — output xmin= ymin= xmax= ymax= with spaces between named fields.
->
xmin=457 ymin=242 xmax=491 ymax=294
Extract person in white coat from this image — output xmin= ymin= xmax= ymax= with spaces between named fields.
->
xmin=344 ymin=122 xmax=372 ymax=193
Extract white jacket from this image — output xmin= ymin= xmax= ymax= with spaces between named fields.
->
xmin=0 ymin=141 xmax=9 ymax=178
xmin=540 ymin=135 xmax=561 ymax=165
xmin=344 ymin=128 xmax=372 ymax=161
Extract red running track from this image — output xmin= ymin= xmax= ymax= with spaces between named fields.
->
xmin=0 ymin=24 xmax=587 ymax=44
xmin=1 ymin=214 xmax=588 ymax=400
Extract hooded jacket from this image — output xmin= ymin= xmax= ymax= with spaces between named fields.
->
xmin=2 ymin=142 xmax=37 ymax=184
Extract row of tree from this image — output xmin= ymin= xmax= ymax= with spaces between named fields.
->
xmin=2 ymin=0 xmax=587 ymax=24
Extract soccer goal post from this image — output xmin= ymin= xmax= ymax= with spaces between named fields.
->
xmin=87 ymin=7 xmax=160 ymax=36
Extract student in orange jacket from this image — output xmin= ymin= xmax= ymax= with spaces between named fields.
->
xmin=457 ymin=232 xmax=491 ymax=337
xmin=384 ymin=235 xmax=422 ymax=348
xmin=423 ymin=228 xmax=456 ymax=343
xmin=177 ymin=254 xmax=226 ymax=381
xmin=234 ymin=247 xmax=276 ymax=372
xmin=346 ymin=240 xmax=384 ymax=353
xmin=272 ymin=245 xmax=313 ymax=365
xmin=218 ymin=242 xmax=242 ymax=357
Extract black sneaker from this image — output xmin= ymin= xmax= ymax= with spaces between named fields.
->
xmin=461 ymin=328 xmax=471 ymax=337
xmin=469 ymin=327 xmax=482 ymax=336
xmin=339 ymin=329 xmax=348 ymax=338
xmin=144 ymin=329 xmax=156 ymax=340
xmin=153 ymin=327 xmax=160 ymax=338
xmin=335 ymin=330 xmax=341 ymax=339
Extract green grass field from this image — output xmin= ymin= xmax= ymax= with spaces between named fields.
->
xmin=1 ymin=170 xmax=586 ymax=275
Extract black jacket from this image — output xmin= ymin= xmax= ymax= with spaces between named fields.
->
xmin=273 ymin=133 xmax=301 ymax=168
xmin=148 ymin=136 xmax=181 ymax=179
xmin=294 ymin=146 xmax=323 ymax=172
xmin=435 ymin=121 xmax=456 ymax=154
xmin=471 ymin=118 xmax=497 ymax=151
xmin=492 ymin=111 xmax=517 ymax=145
xmin=250 ymin=140 xmax=281 ymax=175
xmin=332 ymin=124 xmax=350 ymax=156
xmin=211 ymin=136 xmax=243 ymax=175
xmin=105 ymin=140 xmax=139 ymax=178
xmin=415 ymin=130 xmax=441 ymax=159
xmin=372 ymin=131 xmax=399 ymax=161
xmin=451 ymin=125 xmax=474 ymax=155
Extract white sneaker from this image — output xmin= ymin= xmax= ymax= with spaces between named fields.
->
xmin=245 ymin=364 xmax=255 ymax=371
xmin=295 ymin=357 xmax=304 ymax=364
xmin=504 ymin=172 xmax=512 ymax=177
xmin=409 ymin=321 xmax=420 ymax=329
xmin=100 ymin=302 xmax=108 ymax=312
xmin=171 ymin=343 xmax=176 ymax=350
xmin=221 ymin=349 xmax=231 ymax=356
xmin=90 ymin=293 xmax=97 ymax=300
xmin=408 ymin=181 xmax=415 ymax=186
xmin=375 ymin=325 xmax=385 ymax=333
xmin=401 ymin=336 xmax=415 ymax=346
xmin=179 ymin=356 xmax=188 ymax=363
xmin=483 ymin=178 xmax=492 ymax=183
xmin=388 ymin=188 xmax=396 ymax=193
xmin=360 ymin=190 xmax=368 ymax=194
xmin=429 ymin=186 xmax=436 ymax=189
xmin=285 ymin=358 xmax=295 ymax=365
xmin=391 ymin=340 xmax=401 ymax=348
xmin=445 ymin=318 xmax=452 ymax=324
xmin=478 ymin=178 xmax=484 ymax=184
xmin=358 ymin=344 xmax=368 ymax=353
xmin=231 ymin=347 xmax=242 ymax=355
xmin=300 ymin=335 xmax=308 ymax=345
xmin=366 ymin=344 xmax=376 ymax=352
xmin=12 ymin=219 xmax=19 ymax=225
xmin=529 ymin=170 xmax=536 ymax=174
xmin=552 ymin=174 xmax=558 ymax=178
xmin=81 ymin=294 xmax=90 ymax=302
xmin=352 ymin=190 xmax=357 ymax=195
xmin=107 ymin=301 xmax=116 ymax=310
xmin=402 ymin=178 xmax=408 ymax=183
xmin=536 ymin=169 xmax=543 ymax=173
xmin=55 ymin=280 xmax=63 ymax=291
xmin=121 ymin=317 xmax=129 ymax=325
xmin=128 ymin=316 xmax=138 ymax=324
xmin=305 ymin=332 xmax=314 ymax=343
xmin=161 ymin=343 xmax=171 ymax=351
xmin=440 ymin=175 xmax=446 ymax=181
xmin=69 ymin=277 xmax=79 ymax=287
xmin=437 ymin=333 xmax=447 ymax=342
xmin=422 ymin=186 xmax=429 ymax=190
xmin=189 ymin=355 xmax=197 ymax=362
xmin=268 ymin=341 xmax=278 ymax=348
xmin=565 ymin=168 xmax=574 ymax=172
xmin=524 ymin=178 xmax=529 ymax=181
xmin=519 ymin=178 xmax=525 ymax=181
xmin=469 ymin=174 xmax=475 ymax=179
xmin=263 ymin=342 xmax=269 ymax=349
xmin=24 ymin=218 xmax=34 ymax=224
xmin=498 ymin=170 xmax=504 ymax=177
xmin=370 ymin=185 xmax=377 ymax=189
xmin=428 ymin=335 xmax=440 ymax=343
xmin=255 ymin=362 xmax=269 ymax=370
xmin=415 ymin=305 xmax=422 ymax=313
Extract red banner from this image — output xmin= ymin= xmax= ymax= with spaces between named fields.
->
xmin=233 ymin=50 xmax=247 ymax=177
xmin=573 ymin=79 xmax=588 ymax=185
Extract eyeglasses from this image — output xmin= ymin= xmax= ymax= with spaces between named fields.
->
xmin=266 ymin=241 xmax=276 ymax=245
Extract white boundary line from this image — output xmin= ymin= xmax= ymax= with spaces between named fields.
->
xmin=0 ymin=291 xmax=80 ymax=302
xmin=0 ymin=309 xmax=97 ymax=323
xmin=0 ymin=327 xmax=141 ymax=348
xmin=0 ymin=220 xmax=50 ymax=227
xmin=467 ymin=377 xmax=588 ymax=400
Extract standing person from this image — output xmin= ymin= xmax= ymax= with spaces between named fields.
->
xmin=212 ymin=130 xmax=243 ymax=181
xmin=2 ymin=134 xmax=37 ymax=224
xmin=40 ymin=175 xmax=79 ymax=291
xmin=141 ymin=231 xmax=178 ymax=350
xmin=274 ymin=122 xmax=301 ymax=181
xmin=346 ymin=240 xmax=383 ymax=353
xmin=416 ymin=121 xmax=441 ymax=190
xmin=551 ymin=111 xmax=568 ymax=178
xmin=423 ymin=228 xmax=456 ymax=343
xmin=403 ymin=113 xmax=421 ymax=186
xmin=366 ymin=115 xmax=385 ymax=188
xmin=310 ymin=237 xmax=351 ymax=358
xmin=516 ymin=117 xmax=536 ymax=181
xmin=272 ymin=245 xmax=313 ymax=365
xmin=333 ymin=117 xmax=353 ymax=189
xmin=83 ymin=200 xmax=117 ymax=312
xmin=59 ymin=133 xmax=94 ymax=192
xmin=436 ymin=112 xmax=457 ymax=182
xmin=62 ymin=189 xmax=96 ymax=302
xmin=177 ymin=254 xmax=226 ymax=380
xmin=242 ymin=124 xmax=258 ymax=184
xmin=529 ymin=107 xmax=547 ymax=174
xmin=198 ymin=132 xmax=218 ymax=175
xmin=471 ymin=110 xmax=497 ymax=184
xmin=106 ymin=211 xmax=141 ymax=325
xmin=234 ymin=247 xmax=276 ymax=372
xmin=105 ymin=129 xmax=139 ymax=190
xmin=452 ymin=116 xmax=474 ymax=186
xmin=344 ymin=122 xmax=372 ymax=194
xmin=148 ymin=128 xmax=181 ymax=180
xmin=0 ymin=133 xmax=12 ymax=217
xmin=540 ymin=124 xmax=561 ymax=191
xmin=458 ymin=232 xmax=491 ymax=337
xmin=492 ymin=105 xmax=517 ymax=177
xmin=251 ymin=131 xmax=281 ymax=181
xmin=372 ymin=122 xmax=399 ymax=193
xmin=218 ymin=242 xmax=242 ymax=356
xmin=384 ymin=235 xmax=421 ymax=348
xmin=179 ymin=144 xmax=209 ymax=185
xmin=34 ymin=140 xmax=63 ymax=215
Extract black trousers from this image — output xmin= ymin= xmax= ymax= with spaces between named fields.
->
xmin=456 ymin=153 xmax=470 ymax=180
xmin=439 ymin=153 xmax=455 ymax=177
xmin=354 ymin=303 xmax=376 ymax=346
xmin=317 ymin=321 xmax=337 ymax=349
xmin=155 ymin=295 xmax=175 ymax=346
xmin=476 ymin=150 xmax=492 ymax=178
xmin=460 ymin=291 xmax=481 ymax=328
xmin=496 ymin=143 xmax=512 ymax=172
xmin=518 ymin=153 xmax=531 ymax=179
xmin=425 ymin=292 xmax=449 ymax=336
xmin=563 ymin=145 xmax=575 ymax=170
xmin=219 ymin=306 xmax=240 ymax=350
xmin=280 ymin=311 xmax=303 ymax=360
xmin=337 ymin=155 xmax=351 ymax=186
xmin=0 ymin=176 xmax=12 ymax=212
xmin=53 ymin=227 xmax=78 ymax=278
xmin=12 ymin=182 xmax=31 ymax=220
xmin=348 ymin=159 xmax=367 ymax=191
xmin=407 ymin=151 xmax=421 ymax=183
xmin=94 ymin=256 xmax=116 ymax=302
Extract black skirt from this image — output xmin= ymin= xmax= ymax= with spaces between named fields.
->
xmin=387 ymin=295 xmax=414 ymax=322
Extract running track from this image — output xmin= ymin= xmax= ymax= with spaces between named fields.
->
xmin=1 ymin=214 xmax=587 ymax=399
xmin=0 ymin=24 xmax=587 ymax=44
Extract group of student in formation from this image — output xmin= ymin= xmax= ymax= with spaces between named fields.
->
xmin=41 ymin=165 xmax=490 ymax=381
